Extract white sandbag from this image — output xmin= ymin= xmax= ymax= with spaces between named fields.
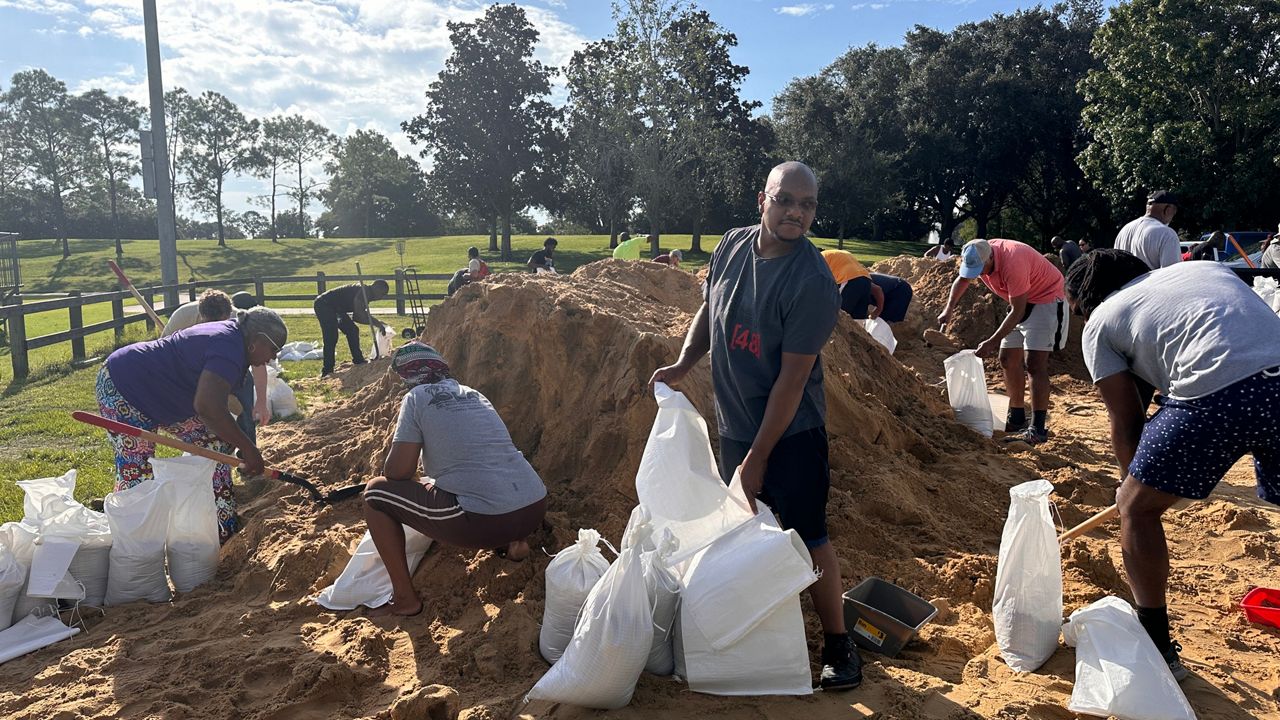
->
xmin=642 ymin=529 xmax=681 ymax=676
xmin=27 ymin=538 xmax=83 ymax=601
xmin=620 ymin=505 xmax=657 ymax=553
xmin=16 ymin=470 xmax=77 ymax=523
xmin=676 ymin=512 xmax=816 ymax=696
xmin=1253 ymin=276 xmax=1280 ymax=315
xmin=527 ymin=546 xmax=653 ymax=709
xmin=67 ymin=545 xmax=110 ymax=607
xmin=153 ymin=456 xmax=221 ymax=593
xmin=863 ymin=317 xmax=897 ymax=355
xmin=370 ymin=326 xmax=395 ymax=359
xmin=1 ymin=522 xmax=57 ymax=622
xmin=1062 ymin=596 xmax=1196 ymax=720
xmin=539 ymin=528 xmax=612 ymax=664
xmin=993 ymin=479 xmax=1063 ymax=672
xmin=636 ymin=384 xmax=754 ymax=564
xmin=314 ymin=526 xmax=433 ymax=610
xmin=0 ymin=614 xmax=81 ymax=665
xmin=945 ymin=350 xmax=993 ymax=437
xmin=104 ymin=479 xmax=172 ymax=605
xmin=268 ymin=377 xmax=299 ymax=417
xmin=0 ymin=544 xmax=24 ymax=631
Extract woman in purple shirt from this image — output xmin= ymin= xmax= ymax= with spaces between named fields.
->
xmin=95 ymin=307 xmax=287 ymax=542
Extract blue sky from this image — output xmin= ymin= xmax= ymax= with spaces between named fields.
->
xmin=0 ymin=0 xmax=1113 ymax=218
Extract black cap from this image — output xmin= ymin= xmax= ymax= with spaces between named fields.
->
xmin=231 ymin=291 xmax=259 ymax=310
xmin=1147 ymin=190 xmax=1178 ymax=206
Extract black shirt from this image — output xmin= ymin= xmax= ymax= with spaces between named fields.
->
xmin=316 ymin=284 xmax=374 ymax=323
xmin=529 ymin=249 xmax=553 ymax=271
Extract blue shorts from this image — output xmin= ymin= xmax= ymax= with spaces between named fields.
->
xmin=1130 ymin=368 xmax=1280 ymax=504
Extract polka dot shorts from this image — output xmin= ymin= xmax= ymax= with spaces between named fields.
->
xmin=1131 ymin=367 xmax=1280 ymax=504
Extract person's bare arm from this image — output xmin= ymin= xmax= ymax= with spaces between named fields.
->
xmin=193 ymin=370 xmax=261 ymax=475
xmin=869 ymin=283 xmax=885 ymax=319
xmin=737 ymin=351 xmax=818 ymax=511
xmin=382 ymin=441 xmax=423 ymax=482
xmin=649 ymin=301 xmax=711 ymax=388
xmin=1096 ymin=372 xmax=1145 ymax=477
xmin=938 ymin=277 xmax=971 ymax=327
xmin=976 ymin=293 xmax=1028 ymax=358
xmin=252 ymin=364 xmax=270 ymax=425
xmin=924 ymin=246 xmax=939 ymax=258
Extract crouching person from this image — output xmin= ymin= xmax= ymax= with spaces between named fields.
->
xmin=363 ymin=341 xmax=548 ymax=617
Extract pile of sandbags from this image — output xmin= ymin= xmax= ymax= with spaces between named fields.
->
xmin=264 ymin=362 xmax=299 ymax=418
xmin=527 ymin=384 xmax=818 ymax=710
xmin=276 ymin=341 xmax=324 ymax=362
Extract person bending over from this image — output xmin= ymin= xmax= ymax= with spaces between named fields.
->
xmin=314 ymin=280 xmax=389 ymax=376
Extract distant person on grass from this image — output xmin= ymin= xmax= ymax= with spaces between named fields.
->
xmin=164 ymin=290 xmax=270 ymax=441
xmin=612 ymin=231 xmax=644 ymax=261
xmin=96 ymin=307 xmax=287 ymax=543
xmin=362 ymin=341 xmax=547 ymax=617
xmin=528 ymin=237 xmax=557 ymax=274
xmin=924 ymin=238 xmax=956 ymax=261
xmin=467 ymin=246 xmax=490 ymax=280
xmin=314 ymin=280 xmax=389 ymax=377
xmin=652 ymin=248 xmax=683 ymax=268
xmin=938 ymin=238 xmax=1068 ymax=445
xmin=1051 ymin=235 xmax=1083 ymax=270
xmin=1065 ymin=249 xmax=1280 ymax=681
xmin=650 ymin=161 xmax=863 ymax=690
xmin=1115 ymin=190 xmax=1181 ymax=269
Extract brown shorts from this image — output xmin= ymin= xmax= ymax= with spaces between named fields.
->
xmin=362 ymin=477 xmax=546 ymax=549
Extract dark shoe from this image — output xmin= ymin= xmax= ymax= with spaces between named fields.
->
xmin=1002 ymin=426 xmax=1048 ymax=445
xmin=819 ymin=633 xmax=863 ymax=690
xmin=1162 ymin=641 xmax=1190 ymax=682
xmin=1004 ymin=418 xmax=1029 ymax=433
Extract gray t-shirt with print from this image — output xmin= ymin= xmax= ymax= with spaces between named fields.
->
xmin=1082 ymin=261 xmax=1280 ymax=400
xmin=393 ymin=379 xmax=547 ymax=515
xmin=705 ymin=225 xmax=840 ymax=442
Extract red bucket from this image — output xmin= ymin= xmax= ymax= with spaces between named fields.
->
xmin=1241 ymin=587 xmax=1280 ymax=629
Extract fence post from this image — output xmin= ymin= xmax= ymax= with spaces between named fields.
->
xmin=395 ymin=269 xmax=405 ymax=315
xmin=112 ymin=290 xmax=125 ymax=342
xmin=142 ymin=289 xmax=155 ymax=334
xmin=9 ymin=297 xmax=27 ymax=380
xmin=316 ymin=271 xmax=326 ymax=295
xmin=69 ymin=291 xmax=85 ymax=362
xmin=254 ymin=277 xmax=265 ymax=305
xmin=188 ymin=283 xmax=197 ymax=302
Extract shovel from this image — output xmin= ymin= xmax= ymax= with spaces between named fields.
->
xmin=72 ymin=411 xmax=367 ymax=505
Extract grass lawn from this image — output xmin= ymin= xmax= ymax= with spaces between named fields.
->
xmin=0 ymin=232 xmax=927 ymax=522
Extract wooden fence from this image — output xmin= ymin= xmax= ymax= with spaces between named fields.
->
xmin=0 ymin=270 xmax=450 ymax=379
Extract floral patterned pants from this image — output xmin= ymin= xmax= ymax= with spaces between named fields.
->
xmin=95 ymin=365 xmax=237 ymax=543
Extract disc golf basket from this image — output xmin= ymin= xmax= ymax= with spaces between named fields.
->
xmin=400 ymin=266 xmax=428 ymax=339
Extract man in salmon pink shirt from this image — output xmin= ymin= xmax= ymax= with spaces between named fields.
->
xmin=938 ymin=238 xmax=1068 ymax=445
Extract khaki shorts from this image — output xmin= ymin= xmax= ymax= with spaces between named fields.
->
xmin=1000 ymin=299 xmax=1068 ymax=352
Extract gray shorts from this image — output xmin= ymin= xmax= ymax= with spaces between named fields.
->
xmin=1000 ymin=299 xmax=1068 ymax=352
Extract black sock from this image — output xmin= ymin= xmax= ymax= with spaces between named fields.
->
xmin=1006 ymin=406 xmax=1027 ymax=431
xmin=1136 ymin=605 xmax=1172 ymax=653
xmin=1033 ymin=410 xmax=1048 ymax=432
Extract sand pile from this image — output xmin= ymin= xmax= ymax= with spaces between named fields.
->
xmin=1 ymin=258 xmax=1277 ymax=720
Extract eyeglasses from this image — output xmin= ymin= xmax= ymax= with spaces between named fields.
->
xmin=256 ymin=332 xmax=281 ymax=353
xmin=763 ymin=191 xmax=818 ymax=214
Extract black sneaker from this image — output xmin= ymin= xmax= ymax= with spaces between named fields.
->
xmin=819 ymin=633 xmax=863 ymax=690
xmin=1162 ymin=641 xmax=1190 ymax=682
xmin=1004 ymin=417 xmax=1029 ymax=433
xmin=1002 ymin=426 xmax=1048 ymax=445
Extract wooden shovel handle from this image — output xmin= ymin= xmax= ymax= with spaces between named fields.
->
xmin=1059 ymin=504 xmax=1118 ymax=544
xmin=107 ymin=260 xmax=166 ymax=336
xmin=73 ymin=410 xmax=244 ymax=466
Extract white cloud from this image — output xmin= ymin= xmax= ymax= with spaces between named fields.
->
xmin=851 ymin=2 xmax=888 ymax=8
xmin=775 ymin=3 xmax=834 ymax=16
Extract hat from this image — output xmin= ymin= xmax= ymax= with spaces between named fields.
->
xmin=1147 ymin=190 xmax=1178 ymax=206
xmin=670 ymin=249 xmax=683 ymax=260
xmin=231 ymin=291 xmax=259 ymax=310
xmin=391 ymin=340 xmax=451 ymax=387
xmin=959 ymin=239 xmax=992 ymax=279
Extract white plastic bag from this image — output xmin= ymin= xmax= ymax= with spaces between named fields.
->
xmin=16 ymin=470 xmax=77 ymax=524
xmin=314 ymin=526 xmax=433 ymax=610
xmin=1253 ymin=276 xmax=1280 ymax=315
xmin=0 ymin=544 xmax=24 ymax=631
xmin=104 ymin=479 xmax=173 ymax=605
xmin=267 ymin=377 xmax=299 ymax=417
xmin=154 ymin=456 xmax=220 ymax=593
xmin=527 ymin=546 xmax=653 ymax=709
xmin=863 ymin=317 xmax=898 ymax=355
xmin=1062 ymin=596 xmax=1196 ymax=720
xmin=371 ymin=326 xmax=395 ymax=359
xmin=676 ymin=512 xmax=817 ymax=696
xmin=0 ymin=614 xmax=81 ymax=665
xmin=945 ymin=350 xmax=993 ymax=438
xmin=539 ymin=528 xmax=611 ymax=664
xmin=993 ymin=479 xmax=1063 ymax=672
xmin=636 ymin=384 xmax=755 ymax=564
xmin=642 ymin=529 xmax=681 ymax=676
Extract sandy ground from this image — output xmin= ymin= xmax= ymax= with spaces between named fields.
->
xmin=1 ymin=257 xmax=1277 ymax=720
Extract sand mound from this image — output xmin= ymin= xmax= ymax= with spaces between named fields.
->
xmin=2 ymin=259 xmax=1276 ymax=720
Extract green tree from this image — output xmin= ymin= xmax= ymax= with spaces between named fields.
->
xmin=179 ymin=90 xmax=262 ymax=247
xmin=322 ymin=129 xmax=437 ymax=238
xmin=403 ymin=3 xmax=560 ymax=261
xmin=254 ymin=116 xmax=290 ymax=242
xmin=163 ymin=87 xmax=192 ymax=234
xmin=237 ymin=209 xmax=270 ymax=239
xmin=276 ymin=116 xmax=334 ymax=240
xmin=3 ymin=70 xmax=94 ymax=257
xmin=1080 ymin=0 xmax=1280 ymax=230
xmin=79 ymin=89 xmax=144 ymax=256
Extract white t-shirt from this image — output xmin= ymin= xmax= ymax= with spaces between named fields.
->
xmin=1082 ymin=262 xmax=1280 ymax=399
xmin=1114 ymin=215 xmax=1180 ymax=269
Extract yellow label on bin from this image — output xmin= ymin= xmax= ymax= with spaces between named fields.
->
xmin=854 ymin=618 xmax=886 ymax=646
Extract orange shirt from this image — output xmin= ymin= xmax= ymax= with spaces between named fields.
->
xmin=980 ymin=239 xmax=1064 ymax=304
xmin=821 ymin=250 xmax=871 ymax=285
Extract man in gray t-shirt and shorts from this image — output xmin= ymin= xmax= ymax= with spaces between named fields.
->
xmin=650 ymin=161 xmax=862 ymax=690
xmin=1067 ymin=250 xmax=1280 ymax=681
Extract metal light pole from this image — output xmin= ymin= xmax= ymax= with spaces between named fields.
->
xmin=143 ymin=0 xmax=179 ymax=311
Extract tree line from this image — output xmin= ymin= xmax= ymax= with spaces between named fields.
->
xmin=1 ymin=0 xmax=1276 ymax=260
